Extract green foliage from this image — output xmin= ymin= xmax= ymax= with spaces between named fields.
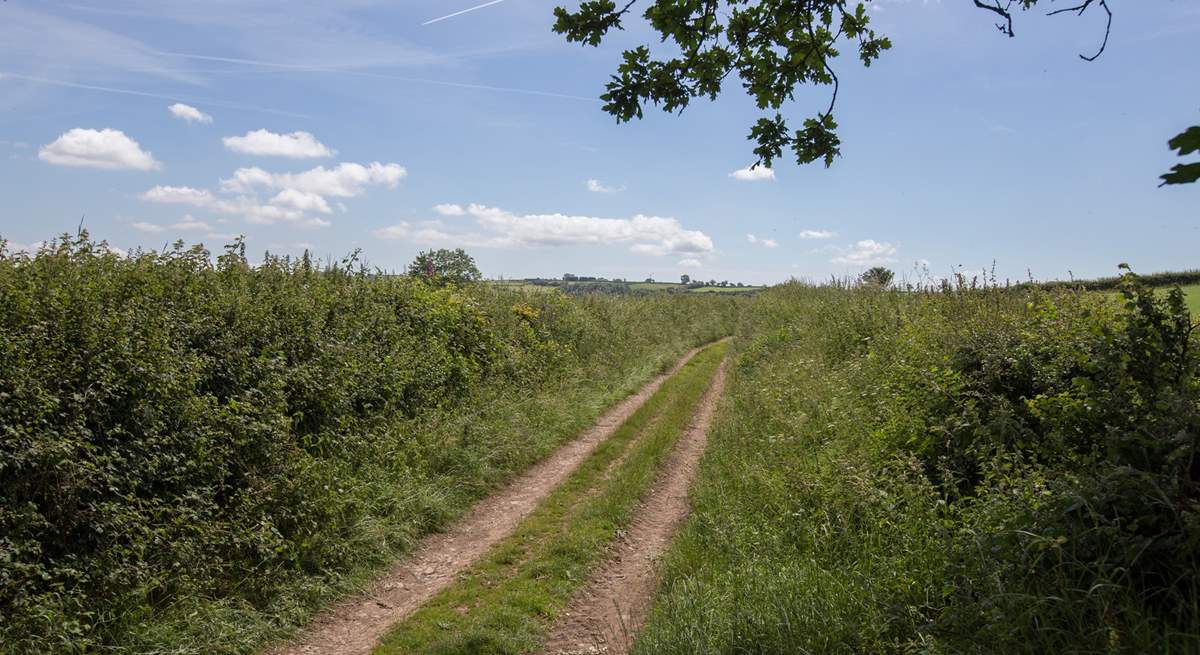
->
xmin=406 ymin=248 xmax=482 ymax=286
xmin=552 ymin=0 xmax=890 ymax=168
xmin=860 ymin=265 xmax=894 ymax=288
xmin=1023 ymin=268 xmax=1200 ymax=292
xmin=638 ymin=274 xmax=1200 ymax=653
xmin=1161 ymin=124 xmax=1200 ymax=186
xmin=556 ymin=0 xmax=1196 ymax=185
xmin=0 ymin=234 xmax=742 ymax=654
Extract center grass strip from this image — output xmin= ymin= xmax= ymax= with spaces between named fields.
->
xmin=373 ymin=341 xmax=729 ymax=655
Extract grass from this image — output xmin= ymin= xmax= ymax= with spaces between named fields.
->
xmin=1182 ymin=283 xmax=1200 ymax=314
xmin=1102 ymin=283 xmax=1200 ymax=315
xmin=374 ymin=340 xmax=729 ymax=655
xmin=635 ymin=281 xmax=1199 ymax=654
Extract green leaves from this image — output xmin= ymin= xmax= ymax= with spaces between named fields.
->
xmin=552 ymin=0 xmax=626 ymax=46
xmin=1168 ymin=125 xmax=1200 ymax=156
xmin=795 ymin=114 xmax=841 ymax=167
xmin=555 ymin=0 xmax=892 ymax=169
xmin=406 ymin=248 xmax=482 ymax=286
xmin=1160 ymin=124 xmax=1200 ymax=186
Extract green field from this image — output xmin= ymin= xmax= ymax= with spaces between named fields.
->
xmin=1183 ymin=283 xmax=1200 ymax=314
xmin=494 ymin=279 xmax=766 ymax=294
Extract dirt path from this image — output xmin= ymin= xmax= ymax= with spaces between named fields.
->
xmin=538 ymin=356 xmax=729 ymax=655
xmin=268 ymin=345 xmax=711 ymax=655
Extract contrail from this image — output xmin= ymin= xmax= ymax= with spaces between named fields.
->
xmin=422 ymin=0 xmax=506 ymax=25
xmin=0 ymin=72 xmax=314 ymax=118
xmin=156 ymin=51 xmax=601 ymax=103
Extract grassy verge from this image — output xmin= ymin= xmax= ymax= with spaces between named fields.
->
xmin=374 ymin=341 xmax=729 ymax=655
xmin=637 ymin=280 xmax=1199 ymax=654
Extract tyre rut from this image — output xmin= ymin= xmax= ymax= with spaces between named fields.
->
xmin=267 ymin=344 xmax=713 ymax=655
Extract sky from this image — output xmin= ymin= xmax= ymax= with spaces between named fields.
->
xmin=0 ymin=0 xmax=1196 ymax=285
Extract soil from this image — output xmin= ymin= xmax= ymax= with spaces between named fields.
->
xmin=537 ymin=356 xmax=729 ymax=655
xmin=267 ymin=345 xmax=711 ymax=655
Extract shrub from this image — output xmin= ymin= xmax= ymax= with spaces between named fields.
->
xmin=0 ymin=234 xmax=741 ymax=654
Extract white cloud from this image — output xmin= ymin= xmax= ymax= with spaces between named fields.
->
xmin=747 ymin=234 xmax=779 ymax=248
xmin=586 ymin=179 xmax=622 ymax=193
xmin=142 ymin=185 xmax=315 ymax=227
xmin=222 ymin=129 xmax=334 ymax=158
xmin=373 ymin=222 xmax=412 ymax=240
xmin=168 ymin=103 xmax=212 ymax=124
xmin=829 ymin=239 xmax=899 ymax=266
xmin=141 ymin=161 xmax=403 ymax=229
xmin=270 ymin=188 xmax=332 ymax=214
xmin=433 ymin=203 xmax=466 ymax=216
xmin=799 ymin=229 xmax=836 ymax=239
xmin=373 ymin=203 xmax=714 ymax=259
xmin=266 ymin=241 xmax=316 ymax=252
xmin=130 ymin=216 xmax=212 ymax=232
xmin=678 ymin=258 xmax=702 ymax=267
xmin=729 ymin=165 xmax=775 ymax=182
xmin=3 ymin=240 xmax=44 ymax=254
xmin=141 ymin=185 xmax=215 ymax=206
xmin=220 ymin=162 xmax=405 ymax=197
xmin=172 ymin=216 xmax=211 ymax=230
xmin=379 ymin=220 xmax=468 ymax=243
xmin=39 ymin=128 xmax=160 ymax=171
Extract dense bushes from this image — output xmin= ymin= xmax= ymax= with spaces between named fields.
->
xmin=0 ymin=235 xmax=740 ymax=654
xmin=1024 ymin=268 xmax=1200 ymax=291
xmin=639 ymin=274 xmax=1199 ymax=653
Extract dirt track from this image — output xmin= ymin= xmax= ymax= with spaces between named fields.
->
xmin=268 ymin=345 xmax=710 ymax=655
xmin=538 ymin=356 xmax=728 ymax=655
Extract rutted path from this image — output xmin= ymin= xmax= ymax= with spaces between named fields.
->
xmin=268 ymin=345 xmax=711 ymax=655
xmin=538 ymin=356 xmax=728 ymax=655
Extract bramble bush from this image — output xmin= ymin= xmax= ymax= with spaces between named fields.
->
xmin=0 ymin=234 xmax=739 ymax=654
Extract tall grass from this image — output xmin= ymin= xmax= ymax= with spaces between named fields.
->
xmin=0 ymin=235 xmax=742 ymax=654
xmin=638 ymin=277 xmax=1199 ymax=653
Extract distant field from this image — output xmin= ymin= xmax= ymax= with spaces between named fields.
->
xmin=489 ymin=281 xmax=556 ymax=293
xmin=1183 ymin=284 xmax=1200 ymax=314
xmin=687 ymin=286 xmax=758 ymax=294
xmin=629 ymin=282 xmax=681 ymax=291
xmin=492 ymin=280 xmax=766 ymax=294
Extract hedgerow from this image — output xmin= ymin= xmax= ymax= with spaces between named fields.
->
xmin=0 ymin=234 xmax=739 ymax=654
xmin=638 ymin=272 xmax=1199 ymax=654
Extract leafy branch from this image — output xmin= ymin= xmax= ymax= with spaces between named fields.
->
xmin=553 ymin=0 xmax=892 ymax=169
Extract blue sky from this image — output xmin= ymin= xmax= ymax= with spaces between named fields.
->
xmin=1 ymin=0 xmax=1196 ymax=285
